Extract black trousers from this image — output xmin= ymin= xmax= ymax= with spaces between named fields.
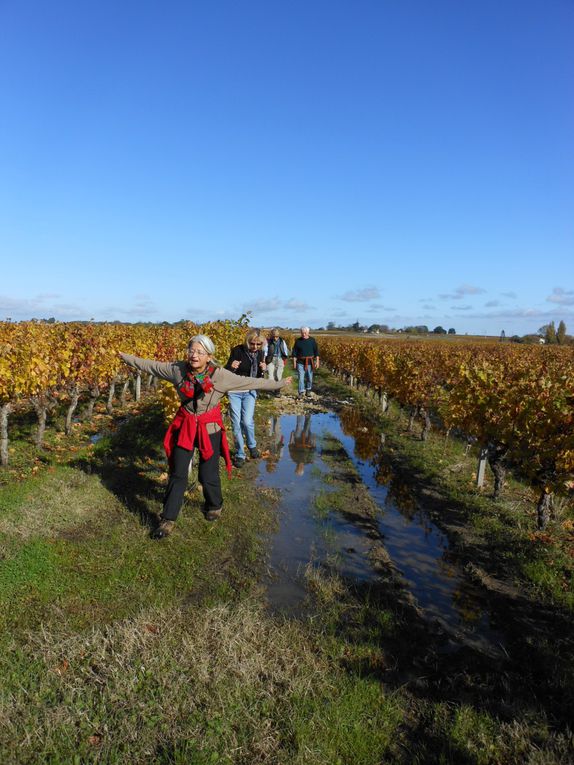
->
xmin=162 ymin=431 xmax=223 ymax=521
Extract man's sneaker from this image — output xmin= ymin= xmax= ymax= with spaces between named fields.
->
xmin=249 ymin=447 xmax=260 ymax=459
xmin=204 ymin=506 xmax=222 ymax=522
xmin=152 ymin=519 xmax=175 ymax=540
xmin=306 ymin=390 xmax=312 ymax=397
xmin=233 ymin=455 xmax=246 ymax=468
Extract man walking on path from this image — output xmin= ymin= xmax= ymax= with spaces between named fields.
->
xmin=265 ymin=328 xmax=290 ymax=386
xmin=292 ymin=326 xmax=320 ymax=397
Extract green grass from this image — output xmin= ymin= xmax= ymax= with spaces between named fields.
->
xmin=1 ymin=382 xmax=573 ymax=763
xmin=290 ymin=678 xmax=404 ymax=765
xmin=0 ymin=601 xmax=408 ymax=765
xmin=0 ymin=538 xmax=63 ymax=603
xmin=312 ymin=488 xmax=340 ymax=518
xmin=0 ymin=401 xmax=274 ymax=632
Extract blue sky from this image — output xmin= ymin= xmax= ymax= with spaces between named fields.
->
xmin=0 ymin=0 xmax=572 ymax=336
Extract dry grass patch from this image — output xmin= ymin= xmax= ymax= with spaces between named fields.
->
xmin=0 ymin=466 xmax=118 ymax=541
xmin=0 ymin=601 xmax=340 ymax=764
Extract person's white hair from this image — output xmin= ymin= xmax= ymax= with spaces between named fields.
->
xmin=188 ymin=335 xmax=215 ymax=355
xmin=300 ymin=326 xmax=310 ymax=333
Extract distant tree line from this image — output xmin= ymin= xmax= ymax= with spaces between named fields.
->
xmin=324 ymin=322 xmax=456 ymax=335
xmin=506 ymin=321 xmax=571 ymax=345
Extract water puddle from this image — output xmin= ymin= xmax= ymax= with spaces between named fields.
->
xmin=89 ymin=418 xmax=127 ymax=444
xmin=258 ymin=410 xmax=506 ymax=656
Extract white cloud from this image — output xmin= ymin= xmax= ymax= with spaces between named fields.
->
xmin=244 ymin=298 xmax=283 ymax=313
xmin=485 ymin=300 xmax=500 ymax=307
xmin=283 ymin=299 xmax=312 ymax=311
xmin=184 ymin=306 xmax=227 ymax=318
xmin=36 ymin=293 xmax=61 ymax=301
xmin=547 ymin=287 xmax=574 ymax=305
xmin=122 ymin=304 xmax=160 ymax=317
xmin=366 ymin=303 xmax=396 ymax=313
xmin=102 ymin=295 xmax=160 ymax=318
xmin=242 ymin=297 xmax=314 ymax=314
xmin=451 ymin=305 xmax=472 ymax=311
xmin=0 ymin=294 xmax=84 ymax=319
xmin=457 ymin=283 xmax=487 ymax=295
xmin=463 ymin=307 xmax=574 ymax=320
xmin=439 ymin=284 xmax=486 ymax=301
xmin=0 ymin=292 xmax=165 ymax=321
xmin=501 ymin=291 xmax=517 ymax=299
xmin=338 ymin=286 xmax=380 ymax=302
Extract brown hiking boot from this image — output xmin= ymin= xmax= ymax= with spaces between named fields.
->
xmin=204 ymin=507 xmax=222 ymax=522
xmin=152 ymin=519 xmax=175 ymax=539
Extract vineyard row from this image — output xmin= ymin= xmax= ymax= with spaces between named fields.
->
xmin=319 ymin=336 xmax=574 ymax=528
xmin=1 ymin=323 xmax=573 ymax=528
xmin=0 ymin=319 xmax=248 ymax=465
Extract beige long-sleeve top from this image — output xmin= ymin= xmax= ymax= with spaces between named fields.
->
xmin=119 ymin=353 xmax=289 ymax=434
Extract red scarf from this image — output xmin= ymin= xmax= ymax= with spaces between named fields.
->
xmin=180 ymin=363 xmax=216 ymax=399
xmin=163 ymin=403 xmax=232 ymax=476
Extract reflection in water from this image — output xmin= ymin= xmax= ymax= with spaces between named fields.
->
xmin=338 ymin=406 xmax=380 ymax=460
xmin=265 ymin=416 xmax=284 ymax=473
xmin=452 ymin=582 xmax=485 ymax=624
xmin=384 ymin=479 xmax=419 ymax=519
xmin=340 ymin=407 xmax=419 ymax=517
xmin=288 ymin=414 xmax=317 ymax=476
xmin=258 ymin=411 xmax=505 ymax=654
xmin=259 ymin=415 xmax=375 ymax=615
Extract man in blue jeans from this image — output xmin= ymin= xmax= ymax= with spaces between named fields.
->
xmin=292 ymin=327 xmax=320 ymax=397
xmin=225 ymin=329 xmax=268 ymax=467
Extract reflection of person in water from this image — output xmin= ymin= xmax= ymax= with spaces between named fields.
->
xmin=266 ymin=416 xmax=284 ymax=473
xmin=288 ymin=414 xmax=316 ymax=476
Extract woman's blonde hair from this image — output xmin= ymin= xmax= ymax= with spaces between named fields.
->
xmin=244 ymin=329 xmax=266 ymax=348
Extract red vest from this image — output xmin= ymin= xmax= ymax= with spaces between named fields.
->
xmin=163 ymin=404 xmax=232 ymax=475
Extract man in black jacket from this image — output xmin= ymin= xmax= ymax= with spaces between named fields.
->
xmin=291 ymin=326 xmax=320 ymax=397
xmin=225 ymin=329 xmax=267 ymax=467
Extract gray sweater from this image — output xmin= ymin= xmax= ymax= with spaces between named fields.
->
xmin=120 ymin=353 xmax=289 ymax=434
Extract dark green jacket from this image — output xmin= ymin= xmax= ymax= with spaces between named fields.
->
xmin=291 ymin=337 xmax=319 ymax=360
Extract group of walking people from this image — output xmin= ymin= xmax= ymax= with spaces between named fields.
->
xmin=226 ymin=327 xmax=320 ymax=467
xmin=120 ymin=326 xmax=320 ymax=539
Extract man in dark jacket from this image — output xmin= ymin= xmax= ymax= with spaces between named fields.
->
xmin=292 ymin=327 xmax=320 ymax=397
xmin=225 ymin=329 xmax=267 ymax=467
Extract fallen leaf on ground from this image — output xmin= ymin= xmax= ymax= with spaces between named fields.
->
xmin=53 ymin=659 xmax=69 ymax=676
